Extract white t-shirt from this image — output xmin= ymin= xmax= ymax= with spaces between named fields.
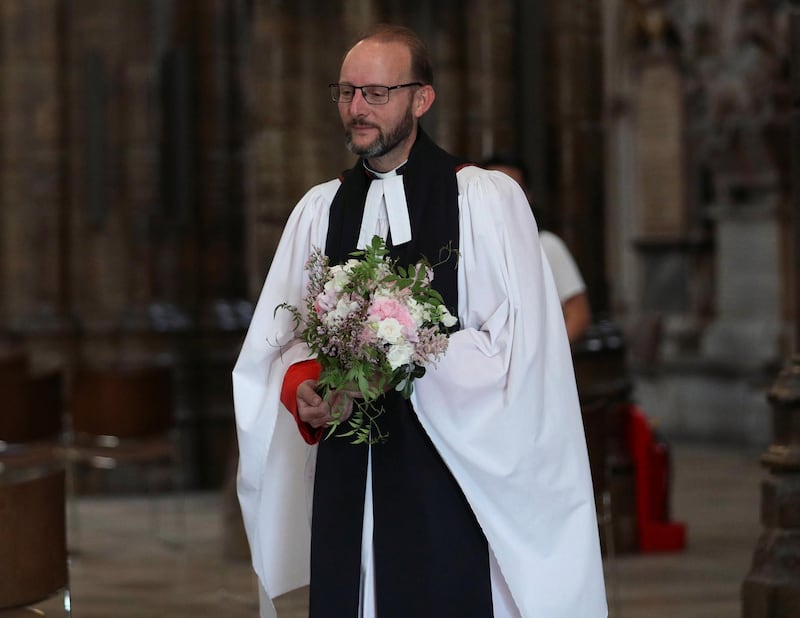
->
xmin=539 ymin=230 xmax=586 ymax=303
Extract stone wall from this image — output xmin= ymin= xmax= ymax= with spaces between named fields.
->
xmin=603 ymin=0 xmax=793 ymax=446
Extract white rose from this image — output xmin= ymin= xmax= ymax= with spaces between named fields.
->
xmin=386 ymin=342 xmax=414 ymax=370
xmin=406 ymin=298 xmax=426 ymax=326
xmin=324 ymin=297 xmax=358 ymax=325
xmin=376 ymin=317 xmax=404 ymax=344
xmin=325 ymin=266 xmax=350 ymax=292
xmin=335 ymin=297 xmax=359 ymax=318
xmin=315 ymin=289 xmax=338 ymax=312
xmin=440 ymin=307 xmax=458 ymax=328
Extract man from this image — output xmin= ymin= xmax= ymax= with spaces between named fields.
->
xmin=482 ymin=153 xmax=592 ymax=343
xmin=233 ymin=24 xmax=606 ymax=618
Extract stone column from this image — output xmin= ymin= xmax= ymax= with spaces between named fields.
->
xmin=742 ymin=2 xmax=800 ymax=614
xmin=68 ymin=1 xmax=180 ymax=363
xmin=463 ymin=0 xmax=515 ymax=161
xmin=122 ymin=1 xmax=166 ymax=334
xmin=242 ymin=2 xmax=288 ymax=298
xmin=285 ymin=2 xmax=345 ymax=210
xmin=601 ymin=0 xmax=642 ymax=322
xmin=516 ymin=1 xmax=547 ymax=206
xmin=742 ymin=359 xmax=800 ymax=614
xmin=427 ymin=0 xmax=467 ymax=155
xmin=544 ymin=0 xmax=607 ymax=313
xmin=243 ymin=0 xmax=362 ymax=299
xmin=0 ymin=0 xmax=70 ymax=337
xmin=191 ymin=0 xmax=247 ymax=330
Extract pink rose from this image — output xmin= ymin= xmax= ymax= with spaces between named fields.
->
xmin=368 ymin=296 xmax=415 ymax=330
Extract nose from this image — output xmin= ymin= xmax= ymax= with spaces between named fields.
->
xmin=347 ymin=88 xmax=370 ymax=115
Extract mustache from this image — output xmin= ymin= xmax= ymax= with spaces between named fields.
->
xmin=348 ymin=120 xmax=378 ymax=130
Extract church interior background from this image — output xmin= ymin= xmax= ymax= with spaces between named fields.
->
xmin=0 ymin=0 xmax=793 ymax=564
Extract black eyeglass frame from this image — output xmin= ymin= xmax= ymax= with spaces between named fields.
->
xmin=328 ymin=82 xmax=423 ymax=105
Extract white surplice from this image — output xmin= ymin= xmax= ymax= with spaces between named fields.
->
xmin=233 ymin=165 xmax=608 ymax=618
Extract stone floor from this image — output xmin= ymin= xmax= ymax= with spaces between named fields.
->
xmin=28 ymin=441 xmax=765 ymax=617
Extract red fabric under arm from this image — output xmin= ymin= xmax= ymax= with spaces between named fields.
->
xmin=281 ymin=359 xmax=323 ymax=444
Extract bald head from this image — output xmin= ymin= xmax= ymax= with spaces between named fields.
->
xmin=348 ymin=24 xmax=434 ymax=86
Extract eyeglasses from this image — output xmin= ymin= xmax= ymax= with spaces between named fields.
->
xmin=328 ymin=82 xmax=423 ymax=105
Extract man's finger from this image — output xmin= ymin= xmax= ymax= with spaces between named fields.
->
xmin=297 ymin=380 xmax=322 ymax=406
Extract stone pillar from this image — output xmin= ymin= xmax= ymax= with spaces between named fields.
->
xmin=463 ymin=0 xmax=515 ymax=161
xmin=191 ymin=0 xmax=247 ymax=329
xmin=242 ymin=3 xmax=287 ymax=298
xmin=284 ymin=3 xmax=344 ymax=211
xmin=544 ymin=0 xmax=607 ymax=313
xmin=146 ymin=0 xmax=195 ymax=333
xmin=425 ymin=0 xmax=465 ymax=154
xmin=122 ymin=1 xmax=167 ymax=334
xmin=68 ymin=0 xmax=159 ymax=337
xmin=243 ymin=2 xmax=346 ymax=298
xmin=0 ymin=0 xmax=70 ymax=337
xmin=601 ymin=0 xmax=643 ymax=326
xmin=742 ymin=359 xmax=800 ymax=614
xmin=517 ymin=1 xmax=547 ymax=206
xmin=63 ymin=0 xmax=174 ymax=345
xmin=742 ymin=2 xmax=800 ymax=614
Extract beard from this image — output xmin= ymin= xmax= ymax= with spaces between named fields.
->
xmin=345 ymin=105 xmax=414 ymax=159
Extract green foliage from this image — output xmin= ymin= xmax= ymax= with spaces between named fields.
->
xmin=277 ymin=235 xmax=458 ymax=446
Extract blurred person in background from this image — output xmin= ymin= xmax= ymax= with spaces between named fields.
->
xmin=483 ymin=153 xmax=592 ymax=343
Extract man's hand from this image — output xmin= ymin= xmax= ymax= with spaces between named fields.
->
xmin=296 ymin=379 xmax=355 ymax=427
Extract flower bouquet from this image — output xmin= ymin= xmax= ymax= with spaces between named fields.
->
xmin=278 ymin=235 xmax=458 ymax=444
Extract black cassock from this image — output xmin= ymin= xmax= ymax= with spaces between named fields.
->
xmin=310 ymin=130 xmax=494 ymax=618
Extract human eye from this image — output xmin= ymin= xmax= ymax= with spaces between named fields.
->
xmin=338 ymin=84 xmax=355 ymax=100
xmin=363 ymin=86 xmax=388 ymax=100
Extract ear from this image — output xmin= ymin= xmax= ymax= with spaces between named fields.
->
xmin=412 ymin=84 xmax=435 ymax=118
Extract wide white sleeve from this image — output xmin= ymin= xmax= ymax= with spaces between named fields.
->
xmin=232 ymin=179 xmax=338 ymax=608
xmin=412 ymin=167 xmax=607 ymax=617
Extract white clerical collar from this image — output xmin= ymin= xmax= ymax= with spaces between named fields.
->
xmin=364 ymin=160 xmax=407 ymax=179
xmin=357 ymin=161 xmax=412 ymax=249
